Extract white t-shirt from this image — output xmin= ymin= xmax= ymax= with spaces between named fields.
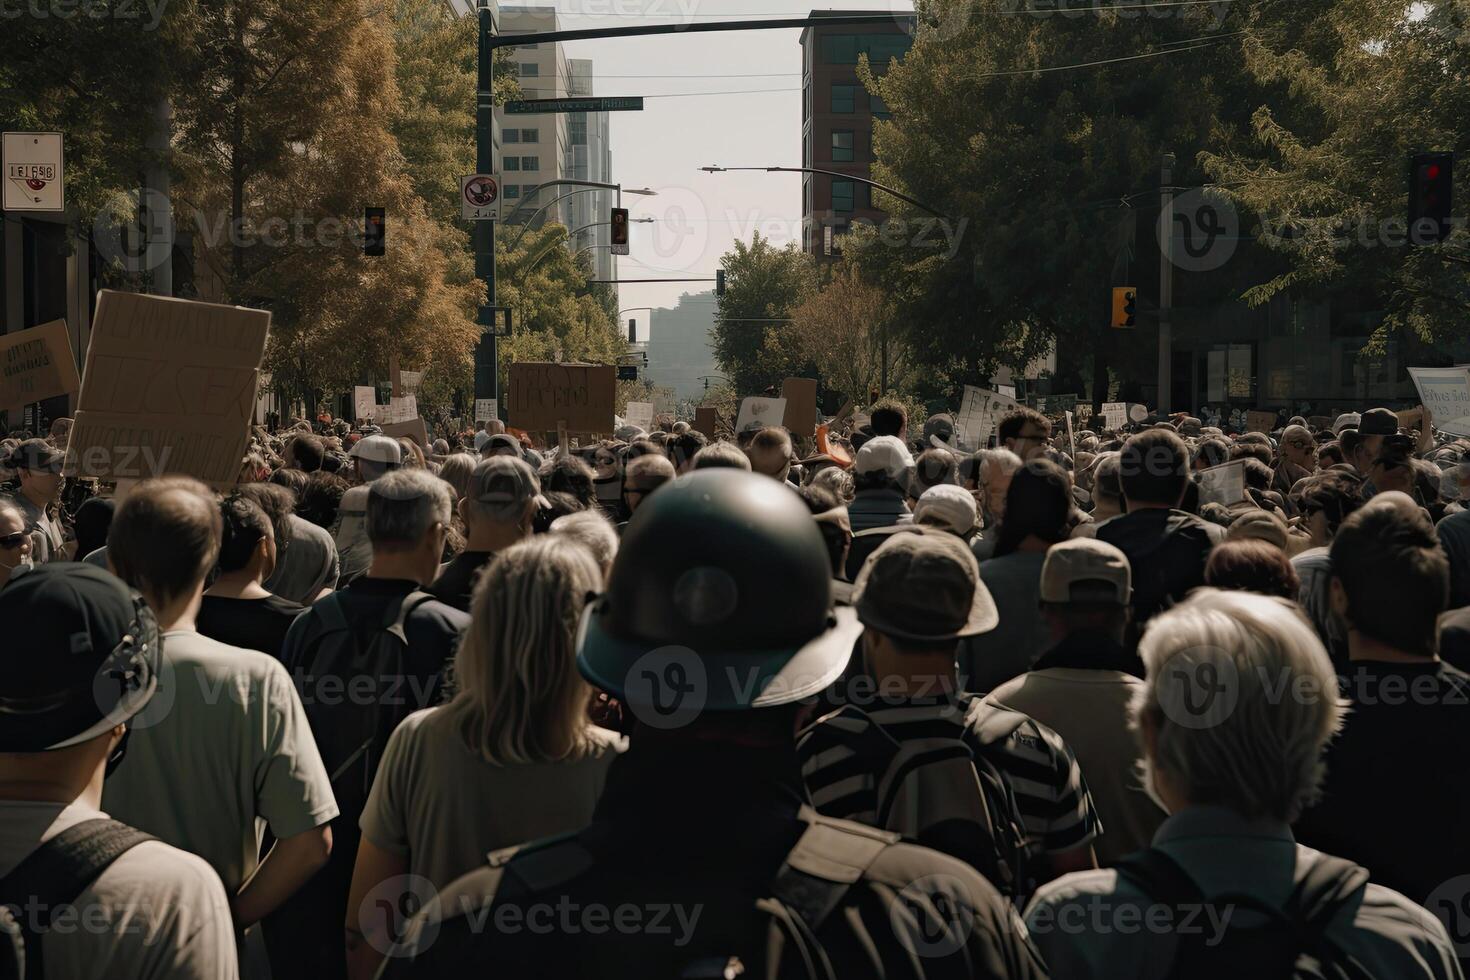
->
xmin=101 ymin=630 xmax=339 ymax=893
xmin=0 ymin=800 xmax=238 ymax=979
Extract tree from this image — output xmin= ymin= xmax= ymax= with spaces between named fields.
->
xmin=789 ymin=262 xmax=907 ymax=404
xmin=711 ymin=233 xmax=819 ymax=394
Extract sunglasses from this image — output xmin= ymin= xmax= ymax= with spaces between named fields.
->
xmin=0 ymin=533 xmax=27 ymax=550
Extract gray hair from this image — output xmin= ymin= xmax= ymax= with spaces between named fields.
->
xmin=0 ymin=497 xmax=24 ymax=527
xmin=692 ymin=441 xmax=752 ymax=472
xmin=1132 ymin=588 xmax=1344 ymax=823
xmin=975 ymin=448 xmax=1023 ymax=486
xmin=810 ymin=466 xmax=855 ymax=503
xmin=548 ymin=510 xmax=619 ymax=575
xmin=367 ymin=469 xmax=454 ymax=550
xmin=437 ymin=453 xmax=479 ymax=503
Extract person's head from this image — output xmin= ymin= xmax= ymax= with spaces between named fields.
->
xmin=691 ymin=441 xmax=753 ymax=472
xmin=542 ymin=454 xmax=597 ymax=509
xmin=1240 ymin=458 xmax=1274 ymax=493
xmin=233 ymin=482 xmax=296 ymax=562
xmin=0 ymin=498 xmax=33 ymax=578
xmin=1356 ymin=407 xmax=1399 ymax=463
xmin=1317 ymin=441 xmax=1345 ymax=470
xmin=994 ymin=458 xmax=1074 ymax=557
xmin=367 ymin=468 xmax=455 ymax=585
xmin=1230 ymin=441 xmax=1273 ymax=468
xmin=217 ymin=493 xmax=276 ymax=584
xmin=1192 ymin=437 xmax=1231 ymax=471
xmin=548 ymin=510 xmax=619 ymax=580
xmin=853 ymin=529 xmax=998 ymax=685
xmin=1296 ymin=470 xmax=1364 ymax=547
xmin=913 ymin=484 xmax=979 ymax=539
xmin=1367 ymin=434 xmax=1418 ymax=497
xmin=1038 ymin=538 xmax=1132 ymax=648
xmin=0 ymin=564 xmax=161 ymax=798
xmin=463 ymin=457 xmax=543 ymax=539
xmin=746 ymin=427 xmax=794 ymax=482
xmin=670 ymin=431 xmax=708 ymax=473
xmin=869 ymin=399 xmax=907 ymax=439
xmin=284 ymin=432 xmax=326 ymax=473
xmin=796 ymin=483 xmax=851 ymax=578
xmin=1330 ymin=492 xmax=1448 ymax=658
xmin=481 ymin=433 xmax=523 ymax=460
xmin=350 ymin=434 xmax=403 ymax=483
xmin=1280 ymin=425 xmax=1316 ymax=469
xmin=997 ymin=408 xmax=1052 ymax=462
xmin=810 ymin=464 xmax=855 ymax=503
xmin=71 ymin=497 xmax=116 ymax=562
xmin=437 ymin=453 xmax=479 ymax=505
xmin=909 ymin=448 xmax=958 ymax=502
xmin=8 ymin=439 xmax=64 ymax=506
xmin=852 ymin=435 xmax=913 ymax=495
xmin=1133 ymin=589 xmax=1342 ymax=821
xmin=1226 ymin=508 xmax=1290 ymax=552
xmin=623 ymin=453 xmax=675 ymax=514
xmin=1205 ymin=539 xmax=1300 ymax=600
xmin=1089 ymin=451 xmax=1123 ymax=517
xmin=449 ymin=537 xmax=604 ymax=765
xmin=1119 ymin=429 xmax=1190 ymax=510
xmin=108 ymin=477 xmax=222 ymax=617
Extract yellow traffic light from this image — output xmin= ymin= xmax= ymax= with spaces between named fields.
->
xmin=1112 ymin=287 xmax=1137 ymax=329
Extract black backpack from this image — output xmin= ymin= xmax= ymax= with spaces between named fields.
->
xmin=0 ymin=819 xmax=154 ymax=980
xmin=1113 ymin=847 xmax=1374 ymax=980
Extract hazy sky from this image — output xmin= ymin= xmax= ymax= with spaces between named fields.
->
xmin=509 ymin=0 xmax=913 ymax=333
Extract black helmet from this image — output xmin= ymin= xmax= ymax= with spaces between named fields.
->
xmin=577 ymin=469 xmax=861 ymax=718
xmin=0 ymin=565 xmax=160 ymax=752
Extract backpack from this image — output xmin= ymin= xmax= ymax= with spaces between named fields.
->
xmin=1113 ymin=847 xmax=1374 ymax=980
xmin=0 ymin=819 xmax=153 ymax=980
xmin=801 ymin=698 xmax=1031 ymax=899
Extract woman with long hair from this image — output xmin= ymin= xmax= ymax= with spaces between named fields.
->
xmin=344 ymin=536 xmax=623 ymax=980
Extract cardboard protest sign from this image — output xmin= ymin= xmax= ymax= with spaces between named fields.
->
xmin=474 ymin=399 xmax=498 ymax=423
xmin=1101 ymin=402 xmax=1128 ymax=431
xmin=736 ymin=396 xmax=786 ymax=433
xmin=694 ymin=406 xmax=718 ymax=438
xmin=780 ymin=378 xmax=819 ymax=437
xmin=1198 ymin=460 xmax=1248 ymax=507
xmin=624 ymin=401 xmax=654 ymax=432
xmin=381 ymin=418 xmax=429 ymax=448
xmin=1409 ymin=367 xmax=1470 ymax=437
xmin=1246 ymin=410 xmax=1278 ymax=434
xmin=508 ymin=362 xmax=615 ymax=434
xmin=955 ymin=386 xmax=1018 ymax=448
xmin=353 ymin=386 xmax=377 ymax=421
xmin=399 ymin=370 xmax=423 ymax=395
xmin=0 ymin=319 xmax=79 ymax=409
xmin=380 ymin=395 xmax=418 ymax=425
xmin=68 ymin=291 xmax=270 ymax=489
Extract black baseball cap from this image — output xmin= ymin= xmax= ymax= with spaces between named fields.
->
xmin=0 ymin=565 xmax=160 ymax=752
xmin=6 ymin=438 xmax=64 ymax=473
xmin=1359 ymin=408 xmax=1400 ymax=436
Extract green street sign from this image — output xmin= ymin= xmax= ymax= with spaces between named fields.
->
xmin=505 ymin=97 xmax=644 ymax=114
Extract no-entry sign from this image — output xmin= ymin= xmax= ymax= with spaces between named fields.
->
xmin=3 ymin=132 xmax=64 ymax=213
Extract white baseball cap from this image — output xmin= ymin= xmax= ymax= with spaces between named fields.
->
xmin=913 ymin=484 xmax=978 ymax=536
xmin=1332 ymin=412 xmax=1361 ymax=435
xmin=348 ymin=434 xmax=403 ymax=465
xmin=854 ymin=435 xmax=913 ymax=481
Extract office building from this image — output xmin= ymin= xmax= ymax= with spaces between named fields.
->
xmin=646 ymin=290 xmax=719 ymax=403
xmin=497 ymin=5 xmax=574 ymax=227
xmin=566 ymin=58 xmax=616 ymax=289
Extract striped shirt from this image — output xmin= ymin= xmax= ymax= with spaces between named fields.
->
xmin=798 ymin=696 xmax=1101 ymax=885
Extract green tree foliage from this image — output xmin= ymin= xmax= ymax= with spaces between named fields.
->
xmin=788 ymin=261 xmax=907 ymax=404
xmin=711 ymin=232 xmax=819 ymax=394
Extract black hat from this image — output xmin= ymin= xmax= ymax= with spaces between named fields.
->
xmin=1359 ymin=408 xmax=1400 ymax=436
xmin=0 ymin=565 xmax=159 ymax=752
xmin=577 ymin=469 xmax=861 ymax=716
xmin=6 ymin=438 xmax=64 ymax=473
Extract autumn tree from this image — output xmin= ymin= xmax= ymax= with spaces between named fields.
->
xmin=789 ymin=262 xmax=907 ymax=404
xmin=711 ymin=233 xmax=819 ymax=394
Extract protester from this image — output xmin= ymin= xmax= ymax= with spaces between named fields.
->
xmin=0 ymin=496 xmax=35 ymax=583
xmin=548 ymin=509 xmax=619 ymax=579
xmin=334 ymin=434 xmax=403 ymax=585
xmin=101 ymin=477 xmax=337 ymax=955
xmin=912 ymin=482 xmax=978 ymax=540
xmin=237 ymin=482 xmax=340 ymax=605
xmin=1438 ymin=460 xmax=1470 ymax=608
xmin=70 ymin=495 xmax=116 ymax=562
xmin=197 ymin=494 xmax=306 ymax=659
xmin=908 ymin=447 xmax=959 ymax=506
xmin=1025 ymin=589 xmax=1460 ymax=980
xmin=745 ymin=426 xmax=793 ymax=481
xmin=1273 ymin=423 xmax=1317 ymax=495
xmin=998 ymin=407 xmax=1052 ymax=462
xmin=1295 ymin=492 xmax=1470 ymax=913
xmin=0 ymin=564 xmax=239 ymax=979
xmin=848 ymin=434 xmax=912 ymax=533
xmin=1097 ymin=429 xmax=1224 ymax=644
xmin=379 ymin=470 xmax=1045 ymax=979
xmin=284 ymin=433 xmax=327 ymax=473
xmin=1292 ymin=470 xmax=1367 ymax=665
xmin=796 ymin=483 xmax=852 ymax=597
xmin=869 ymin=398 xmax=908 ymax=438
xmin=689 ymin=440 xmax=752 ymax=471
xmin=621 ymin=452 xmax=674 ymax=518
xmin=958 ymin=458 xmax=1076 ymax=692
xmin=435 ymin=452 xmax=478 ymax=505
xmin=5 ymin=438 xmax=65 ymax=564
xmin=345 ymin=537 xmax=624 ymax=980
xmin=810 ymin=462 xmax=855 ymax=503
xmin=428 ymin=457 xmax=540 ymax=612
xmin=297 ymin=470 xmax=350 ymax=533
xmin=987 ymin=538 xmax=1164 ymax=863
xmin=1203 ymin=537 xmax=1300 ymax=599
xmin=802 ymin=528 xmax=1101 ymax=898
xmin=968 ymin=447 xmax=1023 ymax=560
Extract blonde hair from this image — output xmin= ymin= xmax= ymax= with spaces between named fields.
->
xmin=447 ymin=536 xmax=602 ymax=766
xmin=437 ymin=453 xmax=478 ymax=503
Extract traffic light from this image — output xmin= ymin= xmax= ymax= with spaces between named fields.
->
xmin=1112 ymin=287 xmax=1137 ymax=329
xmin=628 ymin=318 xmax=638 ymax=344
xmin=611 ymin=207 xmax=630 ymax=255
xmin=364 ymin=207 xmax=386 ymax=257
xmin=716 ymin=269 xmax=726 ymax=297
xmin=1409 ymin=152 xmax=1454 ymax=245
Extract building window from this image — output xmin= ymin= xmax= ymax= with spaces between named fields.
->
xmin=569 ymin=119 xmax=586 ymax=144
xmin=522 ymin=156 xmax=540 ymax=171
xmin=519 ymin=63 xmax=539 ymax=77
xmin=520 ymin=128 xmax=539 ymax=143
xmin=503 ymin=129 xmax=521 ymax=144
xmin=504 ymin=185 xmax=521 ymax=200
xmin=871 ymin=93 xmax=891 ymax=118
xmin=832 ymin=84 xmax=859 ymax=113
xmin=831 ymin=130 xmax=855 ymax=162
xmin=821 ymin=33 xmax=911 ymax=66
xmin=832 ymin=179 xmax=855 ymax=213
xmin=504 ymin=157 xmax=521 ymax=171
xmin=822 ymin=35 xmax=859 ymax=64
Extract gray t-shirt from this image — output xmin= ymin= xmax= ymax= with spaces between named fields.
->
xmin=361 ymin=706 xmax=624 ymax=891
xmin=264 ymin=514 xmax=339 ymax=605
xmin=334 ymin=485 xmax=372 ymax=586
xmin=959 ymin=550 xmax=1048 ymax=694
xmin=0 ymin=800 xmax=238 ymax=980
xmin=102 ymin=629 xmax=339 ymax=892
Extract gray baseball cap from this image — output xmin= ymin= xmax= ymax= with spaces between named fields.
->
xmin=348 ymin=434 xmax=402 ymax=465
xmin=852 ymin=528 xmax=998 ymax=643
xmin=1038 ymin=538 xmax=1132 ymax=605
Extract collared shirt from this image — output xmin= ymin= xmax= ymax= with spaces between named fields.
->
xmin=1025 ymin=806 xmax=1461 ymax=980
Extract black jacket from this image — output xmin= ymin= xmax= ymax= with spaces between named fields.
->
xmin=1096 ymin=508 xmax=1224 ymax=643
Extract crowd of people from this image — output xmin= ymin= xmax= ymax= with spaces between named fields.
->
xmin=1 ymin=396 xmax=1468 ymax=979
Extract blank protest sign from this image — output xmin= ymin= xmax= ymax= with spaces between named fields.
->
xmin=68 ymin=291 xmax=270 ymax=488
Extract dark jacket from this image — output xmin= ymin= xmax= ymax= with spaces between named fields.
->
xmin=1096 ymin=508 xmax=1224 ymax=643
xmin=847 ymin=488 xmax=910 ymax=534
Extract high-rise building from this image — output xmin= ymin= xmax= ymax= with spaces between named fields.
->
xmin=496 ymin=5 xmax=573 ymax=227
xmin=566 ymin=58 xmax=616 ymax=290
xmin=646 ymin=290 xmax=720 ymax=403
xmin=798 ymin=11 xmax=913 ymax=260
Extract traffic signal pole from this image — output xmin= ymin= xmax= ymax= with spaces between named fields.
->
xmin=472 ymin=10 xmax=916 ymax=401
xmin=1158 ymin=152 xmax=1175 ymax=415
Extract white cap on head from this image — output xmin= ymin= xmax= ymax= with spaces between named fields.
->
xmin=854 ymin=435 xmax=914 ymax=481
xmin=913 ymin=484 xmax=978 ymax=536
xmin=349 ymin=434 xmax=403 ymax=465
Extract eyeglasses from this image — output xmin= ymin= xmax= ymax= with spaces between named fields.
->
xmin=0 ymin=533 xmax=27 ymax=550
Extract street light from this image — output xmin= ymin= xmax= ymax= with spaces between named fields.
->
xmin=506 ymin=183 xmax=658 ymax=252
xmin=570 ymin=216 xmax=654 ymax=241
xmin=700 ymin=165 xmax=949 ymax=219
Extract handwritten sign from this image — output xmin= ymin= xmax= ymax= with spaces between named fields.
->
xmin=1409 ymin=367 xmax=1470 ymax=437
xmin=736 ymin=396 xmax=787 ymax=433
xmin=509 ymin=362 xmax=615 ymax=433
xmin=475 ymin=398 xmax=498 ymax=423
xmin=1246 ymin=410 xmax=1278 ymax=435
xmin=780 ymin=378 xmax=819 ymax=437
xmin=955 ymin=386 xmax=1018 ymax=448
xmin=1101 ymin=402 xmax=1128 ymax=430
xmin=624 ymin=401 xmax=654 ymax=432
xmin=0 ymin=319 xmax=79 ymax=409
xmin=354 ymin=386 xmax=377 ymax=421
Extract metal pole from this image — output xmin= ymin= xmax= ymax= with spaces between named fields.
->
xmin=474 ymin=3 xmax=498 ymax=403
xmin=1158 ymin=152 xmax=1175 ymax=415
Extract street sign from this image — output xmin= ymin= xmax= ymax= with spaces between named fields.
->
xmin=504 ymin=97 xmax=644 ymax=114
xmin=3 ymin=132 xmax=63 ymax=212
xmin=461 ymin=174 xmax=500 ymax=221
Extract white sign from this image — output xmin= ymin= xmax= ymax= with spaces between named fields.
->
xmin=1198 ymin=460 xmax=1248 ymax=508
xmin=624 ymin=401 xmax=654 ymax=432
xmin=1409 ymin=367 xmax=1470 ymax=437
xmin=353 ymin=386 xmax=378 ymax=421
xmin=996 ymin=384 xmax=1017 ymax=400
xmin=1101 ymin=402 xmax=1128 ymax=431
xmin=955 ymin=385 xmax=1019 ymax=448
xmin=3 ymin=132 xmax=64 ymax=212
xmin=1065 ymin=410 xmax=1075 ymax=457
xmin=381 ymin=394 xmax=419 ymax=425
xmin=399 ymin=370 xmax=423 ymax=395
xmin=460 ymin=174 xmax=500 ymax=221
xmin=736 ymin=396 xmax=787 ymax=433
xmin=475 ymin=398 xmax=498 ymax=423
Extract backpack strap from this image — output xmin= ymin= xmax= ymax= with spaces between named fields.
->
xmin=769 ymin=808 xmax=901 ymax=934
xmin=961 ymin=696 xmax=1031 ymax=747
xmin=0 ymin=819 xmax=154 ymax=980
xmin=382 ymin=590 xmax=437 ymax=645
